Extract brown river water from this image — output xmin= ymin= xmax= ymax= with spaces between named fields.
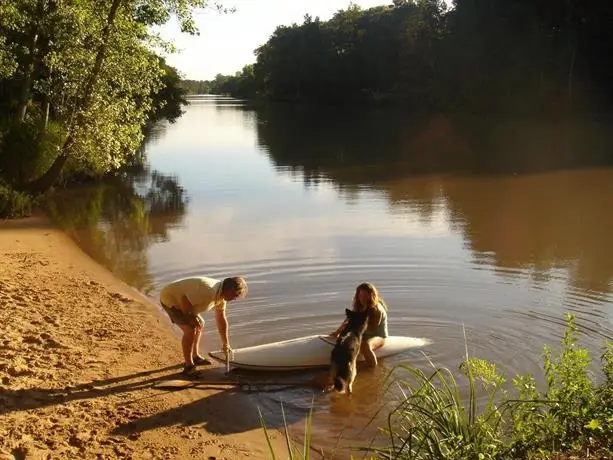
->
xmin=47 ymin=96 xmax=613 ymax=457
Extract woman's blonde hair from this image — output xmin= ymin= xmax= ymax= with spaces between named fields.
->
xmin=352 ymin=282 xmax=388 ymax=311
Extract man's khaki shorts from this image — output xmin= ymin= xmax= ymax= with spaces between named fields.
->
xmin=161 ymin=302 xmax=203 ymax=327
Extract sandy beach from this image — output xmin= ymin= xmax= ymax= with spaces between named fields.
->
xmin=0 ymin=214 xmax=285 ymax=459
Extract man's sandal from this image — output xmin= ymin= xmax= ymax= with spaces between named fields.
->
xmin=193 ymin=356 xmax=212 ymax=366
xmin=181 ymin=364 xmax=199 ymax=377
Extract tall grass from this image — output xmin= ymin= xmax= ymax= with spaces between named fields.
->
xmin=369 ymin=361 xmax=510 ymax=459
xmin=260 ymin=314 xmax=613 ymax=459
xmin=366 ymin=324 xmax=512 ymax=460
xmin=259 ymin=398 xmax=316 ymax=460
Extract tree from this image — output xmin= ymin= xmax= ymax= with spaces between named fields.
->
xmin=149 ymin=58 xmax=189 ymax=124
xmin=203 ymin=1 xmax=613 ymax=112
xmin=0 ymin=0 xmax=222 ymax=193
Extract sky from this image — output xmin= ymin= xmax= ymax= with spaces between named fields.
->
xmin=155 ymin=0 xmax=390 ymax=81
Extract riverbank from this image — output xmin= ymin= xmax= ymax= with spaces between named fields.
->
xmin=0 ymin=214 xmax=283 ymax=459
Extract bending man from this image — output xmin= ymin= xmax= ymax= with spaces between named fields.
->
xmin=159 ymin=276 xmax=248 ymax=376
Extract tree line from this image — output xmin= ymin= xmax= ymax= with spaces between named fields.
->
xmin=0 ymin=0 xmax=219 ymax=214
xmin=196 ymin=0 xmax=613 ymax=113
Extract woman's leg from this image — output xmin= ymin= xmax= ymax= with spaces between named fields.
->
xmin=360 ymin=336 xmax=386 ymax=367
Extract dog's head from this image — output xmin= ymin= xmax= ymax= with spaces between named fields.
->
xmin=344 ymin=308 xmax=368 ymax=336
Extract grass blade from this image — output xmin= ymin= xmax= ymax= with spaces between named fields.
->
xmin=280 ymin=400 xmax=295 ymax=460
xmin=258 ymin=406 xmax=278 ymax=460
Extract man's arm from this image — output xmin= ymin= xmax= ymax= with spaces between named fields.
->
xmin=179 ymin=295 xmax=201 ymax=328
xmin=215 ymin=307 xmax=230 ymax=350
xmin=179 ymin=294 xmax=195 ymax=315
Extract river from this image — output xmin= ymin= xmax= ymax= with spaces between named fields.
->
xmin=47 ymin=95 xmax=613 ymax=457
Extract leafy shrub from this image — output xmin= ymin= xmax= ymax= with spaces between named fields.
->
xmin=0 ymin=182 xmax=35 ymax=218
xmin=0 ymin=117 xmax=63 ymax=185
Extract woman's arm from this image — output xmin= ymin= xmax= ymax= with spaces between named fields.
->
xmin=331 ymin=318 xmax=348 ymax=338
xmin=366 ymin=306 xmax=382 ymax=333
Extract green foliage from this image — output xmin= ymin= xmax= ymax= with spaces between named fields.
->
xmin=365 ymin=314 xmax=613 ymax=459
xmin=149 ymin=58 xmax=188 ymax=123
xmin=206 ymin=65 xmax=259 ymax=99
xmin=196 ymin=1 xmax=613 ymax=112
xmin=0 ymin=117 xmax=64 ymax=184
xmin=0 ymin=0 xmax=215 ymax=192
xmin=179 ymin=79 xmax=213 ymax=94
xmin=259 ymin=399 xmax=316 ymax=460
xmin=509 ymin=314 xmax=613 ymax=458
xmin=0 ymin=182 xmax=35 ymax=218
xmin=541 ymin=315 xmax=594 ymax=446
xmin=366 ymin=357 xmax=509 ymax=459
xmin=0 ymin=3 xmax=20 ymax=79
xmin=0 ymin=35 xmax=17 ymax=80
xmin=44 ymin=2 xmax=165 ymax=175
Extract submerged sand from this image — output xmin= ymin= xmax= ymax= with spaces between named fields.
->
xmin=0 ymin=215 xmax=284 ymax=459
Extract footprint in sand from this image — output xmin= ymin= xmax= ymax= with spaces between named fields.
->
xmin=109 ymin=292 xmax=131 ymax=303
xmin=7 ymin=364 xmax=33 ymax=377
xmin=23 ymin=335 xmax=44 ymax=345
xmin=11 ymin=294 xmax=26 ymax=303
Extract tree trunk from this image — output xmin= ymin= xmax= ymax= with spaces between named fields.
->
xmin=16 ymin=27 xmax=39 ymax=122
xmin=565 ymin=0 xmax=576 ymax=100
xmin=25 ymin=0 xmax=124 ymax=193
xmin=78 ymin=0 xmax=122 ymax=111
xmin=567 ymin=43 xmax=576 ymax=99
xmin=24 ymin=151 xmax=69 ymax=194
xmin=36 ymin=96 xmax=50 ymax=143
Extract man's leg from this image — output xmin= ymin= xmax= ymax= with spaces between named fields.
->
xmin=190 ymin=316 xmax=212 ymax=364
xmin=178 ymin=324 xmax=196 ymax=366
xmin=162 ymin=305 xmax=207 ymax=370
xmin=192 ymin=323 xmax=203 ymax=358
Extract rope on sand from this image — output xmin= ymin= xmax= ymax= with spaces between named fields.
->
xmin=153 ymin=378 xmax=321 ymax=393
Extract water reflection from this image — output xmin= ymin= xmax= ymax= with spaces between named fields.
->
xmin=255 ymin=105 xmax=613 ymax=298
xmin=45 ymin=163 xmax=188 ymax=294
xmin=441 ymin=172 xmax=613 ymax=295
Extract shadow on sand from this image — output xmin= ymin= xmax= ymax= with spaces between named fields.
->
xmin=0 ymin=364 xmax=320 ymax=436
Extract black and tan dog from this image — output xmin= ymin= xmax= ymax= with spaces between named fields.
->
xmin=328 ymin=308 xmax=369 ymax=394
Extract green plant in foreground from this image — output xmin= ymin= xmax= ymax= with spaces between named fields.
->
xmin=260 ymin=314 xmax=613 ymax=459
xmin=259 ymin=399 xmax=315 ymax=460
xmin=259 ymin=398 xmax=378 ymax=460
xmin=365 ymin=345 xmax=510 ymax=459
xmin=509 ymin=314 xmax=613 ymax=458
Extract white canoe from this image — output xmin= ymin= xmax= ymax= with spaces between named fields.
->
xmin=208 ymin=334 xmax=430 ymax=372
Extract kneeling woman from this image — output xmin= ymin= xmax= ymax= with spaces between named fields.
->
xmin=331 ymin=282 xmax=389 ymax=367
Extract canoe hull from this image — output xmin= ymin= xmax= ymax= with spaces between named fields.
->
xmin=208 ymin=335 xmax=430 ymax=372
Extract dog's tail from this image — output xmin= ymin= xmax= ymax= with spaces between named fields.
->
xmin=333 ymin=376 xmax=344 ymax=392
